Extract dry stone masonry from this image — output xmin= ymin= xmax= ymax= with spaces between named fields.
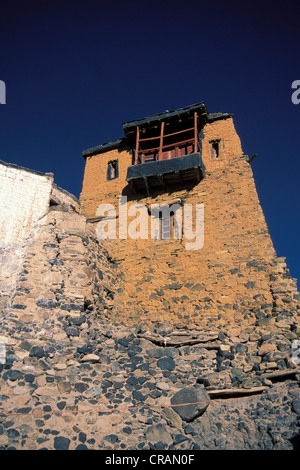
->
xmin=0 ymin=102 xmax=300 ymax=450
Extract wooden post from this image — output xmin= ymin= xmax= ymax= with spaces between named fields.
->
xmin=194 ymin=112 xmax=198 ymax=153
xmin=135 ymin=126 xmax=140 ymax=164
xmin=159 ymin=121 xmax=165 ymax=161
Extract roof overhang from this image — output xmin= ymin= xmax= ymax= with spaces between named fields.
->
xmin=82 ymin=138 xmax=128 ymax=158
xmin=122 ymin=102 xmax=232 ymax=144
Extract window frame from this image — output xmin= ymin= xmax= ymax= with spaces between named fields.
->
xmin=107 ymin=160 xmax=119 ymax=180
xmin=210 ymin=139 xmax=221 ymax=160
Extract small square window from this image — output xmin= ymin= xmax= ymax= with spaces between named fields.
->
xmin=210 ymin=139 xmax=221 ymax=160
xmin=107 ymin=160 xmax=119 ymax=180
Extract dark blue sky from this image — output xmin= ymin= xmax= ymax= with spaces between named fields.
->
xmin=0 ymin=0 xmax=299 ymax=285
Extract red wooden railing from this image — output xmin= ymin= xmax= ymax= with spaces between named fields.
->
xmin=134 ymin=111 xmax=198 ymax=165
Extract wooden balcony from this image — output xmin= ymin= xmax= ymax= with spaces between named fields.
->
xmin=126 ymin=152 xmax=205 ymax=194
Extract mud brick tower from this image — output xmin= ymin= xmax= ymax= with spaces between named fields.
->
xmin=80 ymin=102 xmax=299 ymax=328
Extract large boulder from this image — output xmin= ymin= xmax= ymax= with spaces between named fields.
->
xmin=171 ymin=385 xmax=210 ymax=422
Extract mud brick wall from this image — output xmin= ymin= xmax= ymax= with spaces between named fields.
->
xmin=79 ymin=117 xmax=300 ymax=327
xmin=80 ymin=144 xmax=132 ymax=219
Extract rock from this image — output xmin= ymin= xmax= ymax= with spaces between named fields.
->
xmin=163 ymin=283 xmax=182 ymax=290
xmin=24 ymin=373 xmax=35 ymax=383
xmin=145 ymin=423 xmax=173 ymax=446
xmin=258 ymin=343 xmax=276 ymax=356
xmin=132 ymin=390 xmax=146 ymax=402
xmin=35 ymin=385 xmax=58 ymax=396
xmin=57 ymin=381 xmax=71 ymax=393
xmin=57 ymin=401 xmax=66 ymax=410
xmin=76 ymin=444 xmax=88 ymax=450
xmin=292 ymin=396 xmax=300 ymax=415
xmin=171 ymin=385 xmax=210 ymax=422
xmin=173 ymin=434 xmax=189 ymax=445
xmin=36 ymin=299 xmax=59 ymax=309
xmin=162 ymin=407 xmax=182 ymax=428
xmin=2 ymin=369 xmax=23 ymax=381
xmin=80 ymin=353 xmax=100 ymax=363
xmin=0 ymin=434 xmax=8 ymax=446
xmin=83 ymin=386 xmax=102 ymax=398
xmin=53 ymin=363 xmax=67 ymax=370
xmin=257 ymin=318 xmax=275 ymax=327
xmin=29 ymin=346 xmax=46 ymax=359
xmin=165 ymin=347 xmax=179 ymax=358
xmin=157 ymin=357 xmax=175 ymax=371
xmin=54 ymin=436 xmax=70 ymax=450
xmin=65 ymin=327 xmax=80 ymax=337
xmin=146 ymin=348 xmax=165 ymax=358
xmin=104 ymin=434 xmax=119 ymax=444
xmin=156 ymin=381 xmax=170 ymax=391
xmin=78 ymin=432 xmax=86 ymax=443
xmin=7 ymin=428 xmax=20 ymax=438
xmin=122 ymin=426 xmax=132 ymax=435
xmin=75 ymin=382 xmax=89 ymax=393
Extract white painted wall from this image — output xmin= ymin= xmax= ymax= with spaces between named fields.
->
xmin=0 ymin=161 xmax=53 ymax=244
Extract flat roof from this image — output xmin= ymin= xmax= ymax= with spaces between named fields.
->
xmin=122 ymin=102 xmax=208 ymax=131
xmin=0 ymin=159 xmax=54 ymax=178
xmin=82 ymin=102 xmax=233 ymax=157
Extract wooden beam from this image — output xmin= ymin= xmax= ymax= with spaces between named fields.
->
xmin=194 ymin=111 xmax=198 ymax=153
xmin=134 ymin=126 xmax=140 ymax=165
xmin=165 ymin=126 xmax=194 ymax=138
xmin=195 ymin=167 xmax=201 ymax=183
xmin=143 ymin=177 xmax=151 ymax=197
xmin=137 ymin=333 xmax=220 ymax=348
xmin=248 ymin=153 xmax=257 ymax=163
xmin=158 ymin=121 xmax=165 ymax=161
xmin=164 ymin=138 xmax=193 ymax=149
xmin=208 ymin=386 xmax=268 ymax=399
xmin=158 ymin=174 xmax=167 ymax=189
xmin=139 ymin=138 xmax=194 ymax=155
xmin=139 ymin=127 xmax=195 ymax=143
xmin=258 ymin=368 xmax=300 ymax=381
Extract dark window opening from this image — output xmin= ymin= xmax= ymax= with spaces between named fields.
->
xmin=107 ymin=160 xmax=119 ymax=180
xmin=210 ymin=139 xmax=221 ymax=159
xmin=49 ymin=199 xmax=59 ymax=207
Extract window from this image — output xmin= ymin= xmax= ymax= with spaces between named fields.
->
xmin=151 ymin=204 xmax=182 ymax=240
xmin=210 ymin=139 xmax=221 ymax=160
xmin=107 ymin=160 xmax=119 ymax=180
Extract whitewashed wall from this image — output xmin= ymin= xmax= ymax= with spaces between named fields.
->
xmin=0 ymin=161 xmax=53 ymax=244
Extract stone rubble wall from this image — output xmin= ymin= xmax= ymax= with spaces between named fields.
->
xmin=1 ymin=209 xmax=123 ymax=334
xmin=0 ymin=313 xmax=300 ymax=450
